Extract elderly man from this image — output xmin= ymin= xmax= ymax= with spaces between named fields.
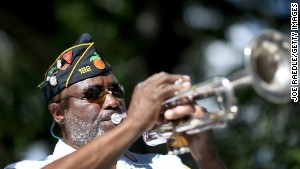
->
xmin=5 ymin=33 xmax=226 ymax=169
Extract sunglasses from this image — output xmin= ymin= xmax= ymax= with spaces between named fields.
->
xmin=57 ymin=83 xmax=125 ymax=102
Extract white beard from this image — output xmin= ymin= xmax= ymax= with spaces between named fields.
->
xmin=64 ymin=112 xmax=106 ymax=147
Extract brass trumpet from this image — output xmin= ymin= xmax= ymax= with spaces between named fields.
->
xmin=143 ymin=29 xmax=291 ymax=155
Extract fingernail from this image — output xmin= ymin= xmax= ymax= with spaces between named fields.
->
xmin=182 ymin=81 xmax=191 ymax=88
xmin=182 ymin=75 xmax=190 ymax=81
xmin=164 ymin=110 xmax=173 ymax=118
xmin=174 ymin=79 xmax=183 ymax=85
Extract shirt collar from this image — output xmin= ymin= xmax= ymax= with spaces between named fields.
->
xmin=52 ymin=139 xmax=76 ymax=160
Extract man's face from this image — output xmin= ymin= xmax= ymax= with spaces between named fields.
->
xmin=56 ymin=73 xmax=126 ymax=147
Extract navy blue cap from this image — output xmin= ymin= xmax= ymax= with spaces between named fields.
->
xmin=38 ymin=33 xmax=112 ymax=102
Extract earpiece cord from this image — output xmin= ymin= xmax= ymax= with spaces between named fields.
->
xmin=50 ymin=121 xmax=64 ymax=142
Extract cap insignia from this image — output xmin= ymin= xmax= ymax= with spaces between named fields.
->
xmin=49 ymin=76 xmax=58 ymax=86
xmin=63 ymin=50 xmax=73 ymax=64
xmin=57 ymin=60 xmax=62 ymax=69
xmin=90 ymin=52 xmax=105 ymax=69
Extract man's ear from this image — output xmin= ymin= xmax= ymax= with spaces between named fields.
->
xmin=48 ymin=103 xmax=64 ymax=124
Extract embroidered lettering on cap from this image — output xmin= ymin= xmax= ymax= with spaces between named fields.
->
xmin=78 ymin=66 xmax=92 ymax=74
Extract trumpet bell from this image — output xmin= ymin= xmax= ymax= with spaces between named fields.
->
xmin=143 ymin=29 xmax=292 ymax=155
xmin=244 ymin=30 xmax=291 ymax=104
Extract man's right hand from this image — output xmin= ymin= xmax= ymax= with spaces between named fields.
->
xmin=126 ymin=71 xmax=191 ymax=131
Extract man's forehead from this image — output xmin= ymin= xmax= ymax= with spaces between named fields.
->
xmin=68 ymin=74 xmax=118 ymax=90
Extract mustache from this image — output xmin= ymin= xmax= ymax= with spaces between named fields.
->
xmin=101 ymin=109 xmax=125 ymax=121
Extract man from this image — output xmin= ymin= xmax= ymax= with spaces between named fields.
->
xmin=5 ymin=33 xmax=226 ymax=169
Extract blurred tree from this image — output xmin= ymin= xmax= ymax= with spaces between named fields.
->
xmin=0 ymin=0 xmax=298 ymax=168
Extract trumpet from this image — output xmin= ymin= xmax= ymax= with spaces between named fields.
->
xmin=143 ymin=29 xmax=292 ymax=155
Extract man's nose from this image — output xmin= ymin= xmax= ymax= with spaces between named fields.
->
xmin=102 ymin=93 xmax=118 ymax=109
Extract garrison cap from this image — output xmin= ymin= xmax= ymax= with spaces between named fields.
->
xmin=38 ymin=33 xmax=112 ymax=102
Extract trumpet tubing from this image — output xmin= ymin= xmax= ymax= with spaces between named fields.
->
xmin=143 ymin=29 xmax=292 ymax=155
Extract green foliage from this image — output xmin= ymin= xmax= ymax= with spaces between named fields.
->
xmin=0 ymin=0 xmax=297 ymax=168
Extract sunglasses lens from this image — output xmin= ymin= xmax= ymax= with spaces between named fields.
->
xmin=83 ymin=86 xmax=104 ymax=100
xmin=83 ymin=84 xmax=124 ymax=100
xmin=111 ymin=84 xmax=125 ymax=98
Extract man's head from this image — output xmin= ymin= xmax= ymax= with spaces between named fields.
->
xmin=39 ymin=33 xmax=126 ymax=148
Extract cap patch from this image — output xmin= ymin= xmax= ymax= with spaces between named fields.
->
xmin=38 ymin=33 xmax=112 ymax=102
xmin=63 ymin=50 xmax=73 ymax=64
xmin=90 ymin=52 xmax=106 ymax=69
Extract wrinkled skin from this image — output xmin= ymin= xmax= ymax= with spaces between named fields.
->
xmin=50 ymin=73 xmax=126 ymax=148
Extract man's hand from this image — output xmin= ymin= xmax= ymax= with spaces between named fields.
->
xmin=164 ymin=104 xmax=227 ymax=169
xmin=126 ymin=72 xmax=190 ymax=131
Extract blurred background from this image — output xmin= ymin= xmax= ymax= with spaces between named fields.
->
xmin=0 ymin=0 xmax=299 ymax=168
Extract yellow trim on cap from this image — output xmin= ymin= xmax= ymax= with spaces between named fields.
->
xmin=43 ymin=42 xmax=94 ymax=88
xmin=65 ymin=42 xmax=94 ymax=87
xmin=44 ymin=43 xmax=93 ymax=77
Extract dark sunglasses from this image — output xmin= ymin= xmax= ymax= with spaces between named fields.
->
xmin=57 ymin=83 xmax=125 ymax=102
xmin=82 ymin=83 xmax=125 ymax=100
